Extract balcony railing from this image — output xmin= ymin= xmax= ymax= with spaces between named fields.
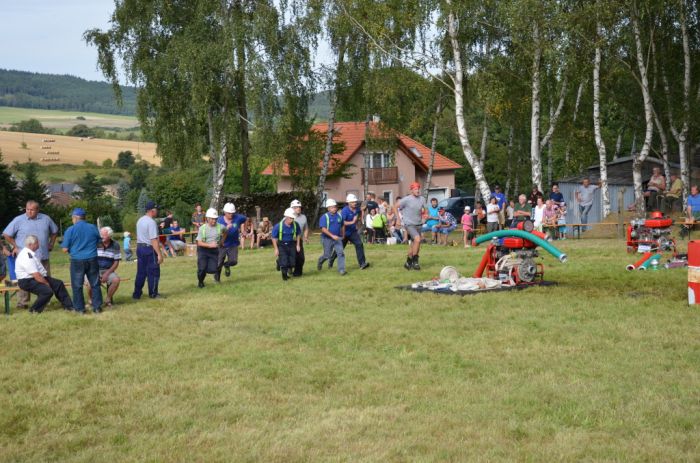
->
xmin=361 ymin=167 xmax=398 ymax=185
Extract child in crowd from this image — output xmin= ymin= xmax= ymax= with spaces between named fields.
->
xmin=557 ymin=202 xmax=568 ymax=239
xmin=461 ymin=206 xmax=474 ymax=247
xmin=123 ymin=231 xmax=133 ymax=262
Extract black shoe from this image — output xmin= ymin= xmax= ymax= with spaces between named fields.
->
xmin=360 ymin=262 xmax=370 ymax=270
xmin=282 ymin=271 xmax=288 ymax=281
xmin=225 ymin=266 xmax=231 ymax=277
xmin=276 ymin=260 xmax=280 ymax=271
xmin=214 ymin=274 xmax=221 ymax=283
xmin=64 ymin=306 xmax=73 ymax=311
xmin=317 ymin=260 xmax=324 ymax=271
xmin=404 ymin=257 xmax=413 ymax=270
xmin=292 ymin=273 xmax=301 ymax=277
xmin=150 ymin=294 xmax=166 ymax=299
xmin=329 ymin=255 xmax=335 ymax=269
xmin=412 ymin=255 xmax=421 ymax=270
xmin=339 ymin=270 xmax=347 ymax=276
xmin=198 ymin=282 xmax=205 ymax=288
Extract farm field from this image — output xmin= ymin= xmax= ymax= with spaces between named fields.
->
xmin=0 ymin=106 xmax=139 ymax=130
xmin=0 ymin=130 xmax=159 ymax=166
xmin=0 ymin=237 xmax=697 ymax=461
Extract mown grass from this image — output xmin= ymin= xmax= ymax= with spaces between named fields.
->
xmin=0 ymin=107 xmax=138 ymax=130
xmin=1 ymin=237 xmax=698 ymax=461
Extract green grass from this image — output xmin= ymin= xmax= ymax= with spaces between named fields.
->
xmin=0 ymin=106 xmax=139 ymax=130
xmin=1 ymin=238 xmax=698 ymax=461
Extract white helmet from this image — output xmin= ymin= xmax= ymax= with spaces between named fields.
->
xmin=346 ymin=193 xmax=358 ymax=203
xmin=283 ymin=207 xmax=296 ymax=219
xmin=205 ymin=208 xmax=218 ymax=219
xmin=325 ymin=199 xmax=337 ymax=207
xmin=290 ymin=199 xmax=302 ymax=208
xmin=223 ymin=202 xmax=236 ymax=213
xmin=464 ymin=206 xmax=471 ymax=211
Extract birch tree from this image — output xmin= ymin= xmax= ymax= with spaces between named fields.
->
xmin=593 ymin=21 xmax=611 ymax=218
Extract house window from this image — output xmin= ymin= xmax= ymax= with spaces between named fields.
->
xmin=383 ymin=190 xmax=393 ymax=204
xmin=365 ymin=152 xmax=394 ymax=168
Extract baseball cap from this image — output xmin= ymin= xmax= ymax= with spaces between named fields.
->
xmin=145 ymin=201 xmax=159 ymax=211
xmin=71 ymin=207 xmax=86 ymax=217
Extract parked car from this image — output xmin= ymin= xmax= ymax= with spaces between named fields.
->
xmin=437 ymin=196 xmax=476 ymax=219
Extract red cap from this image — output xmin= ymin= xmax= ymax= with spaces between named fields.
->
xmin=410 ymin=182 xmax=421 ymax=190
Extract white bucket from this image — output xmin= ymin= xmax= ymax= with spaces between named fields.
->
xmin=439 ymin=266 xmax=460 ymax=283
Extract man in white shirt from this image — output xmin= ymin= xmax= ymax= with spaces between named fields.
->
xmin=15 ymin=235 xmax=73 ymax=313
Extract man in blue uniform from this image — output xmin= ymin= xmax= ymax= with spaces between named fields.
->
xmin=272 ymin=208 xmax=301 ymax=281
xmin=61 ymin=208 xmax=102 ymax=313
xmin=317 ymin=199 xmax=346 ymax=275
xmin=340 ymin=193 xmax=370 ymax=270
xmin=217 ymin=202 xmax=246 ymax=281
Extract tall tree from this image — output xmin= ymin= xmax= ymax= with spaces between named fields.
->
xmin=0 ymin=151 xmax=21 ymax=226
xmin=17 ymin=162 xmax=49 ymax=208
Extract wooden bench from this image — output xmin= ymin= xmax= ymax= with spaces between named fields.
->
xmin=0 ymin=286 xmax=20 ymax=315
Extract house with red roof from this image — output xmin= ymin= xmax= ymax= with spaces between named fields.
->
xmin=262 ymin=121 xmax=462 ymax=204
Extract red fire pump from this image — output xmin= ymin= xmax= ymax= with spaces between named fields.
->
xmin=472 ymin=221 xmax=553 ymax=285
xmin=626 ymin=211 xmax=676 ymax=254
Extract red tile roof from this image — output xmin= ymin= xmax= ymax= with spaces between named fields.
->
xmin=261 ymin=121 xmax=461 ymax=175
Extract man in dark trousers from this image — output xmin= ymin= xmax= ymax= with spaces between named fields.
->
xmin=15 ymin=235 xmax=73 ymax=313
xmin=133 ymin=201 xmax=164 ymax=299
xmin=271 ymin=208 xmax=301 ymax=281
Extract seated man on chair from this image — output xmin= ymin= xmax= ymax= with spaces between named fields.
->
xmin=681 ymin=185 xmax=700 ymax=238
xmin=15 ymin=235 xmax=73 ymax=313
xmin=168 ymin=220 xmax=187 ymax=255
xmin=89 ymin=227 xmax=121 ymax=307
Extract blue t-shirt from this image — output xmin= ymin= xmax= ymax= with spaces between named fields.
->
xmin=493 ymin=192 xmax=507 ymax=209
xmin=62 ymin=220 xmax=100 ymax=260
xmin=218 ymin=214 xmax=247 ymax=247
xmin=688 ymin=194 xmax=700 ymax=215
xmin=341 ymin=206 xmax=361 ymax=237
xmin=123 ymin=236 xmax=131 ymax=249
xmin=320 ymin=211 xmax=343 ymax=236
xmin=2 ymin=212 xmax=58 ymax=261
xmin=426 ymin=205 xmax=440 ymax=227
xmin=271 ymin=220 xmax=301 ymax=243
xmin=549 ymin=191 xmax=564 ymax=204
xmin=168 ymin=226 xmax=183 ymax=241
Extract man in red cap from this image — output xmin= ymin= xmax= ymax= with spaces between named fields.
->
xmin=398 ymin=182 xmax=426 ymax=270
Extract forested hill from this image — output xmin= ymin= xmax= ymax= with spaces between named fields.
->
xmin=0 ymin=69 xmax=137 ymax=115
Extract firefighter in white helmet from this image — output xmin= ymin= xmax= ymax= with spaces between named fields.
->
xmin=329 ymin=193 xmax=370 ymax=270
xmin=196 ymin=207 xmax=226 ymax=288
xmin=217 ymin=202 xmax=246 ymax=280
xmin=271 ymin=208 xmax=301 ymax=281
xmin=317 ymin=199 xmax=346 ymax=275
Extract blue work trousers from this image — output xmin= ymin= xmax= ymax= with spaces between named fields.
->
xmin=133 ymin=246 xmax=160 ymax=299
xmin=70 ymin=257 xmax=102 ymax=312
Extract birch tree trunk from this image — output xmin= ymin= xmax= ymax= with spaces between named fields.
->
xmin=565 ymin=81 xmax=584 ymax=165
xmin=208 ymin=108 xmax=228 ymax=210
xmin=446 ymin=1 xmax=491 ymax=202
xmin=313 ymin=43 xmax=345 ymax=225
xmin=505 ymin=125 xmax=514 ymax=200
xmin=593 ymin=24 xmax=610 ymax=218
xmin=234 ymin=38 xmax=251 ymax=195
xmin=547 ymin=103 xmax=553 ymax=188
xmin=631 ymin=8 xmax=655 ymax=215
xmin=652 ymin=106 xmax=671 ymax=185
xmin=530 ymin=23 xmax=542 ymax=192
xmin=475 ymin=113 xmax=488 ymax=202
xmin=663 ymin=3 xmax=691 ymax=209
xmin=614 ymin=130 xmax=622 ymax=160
xmin=363 ymin=116 xmax=370 ymax=198
xmin=424 ymin=96 xmax=444 ymax=200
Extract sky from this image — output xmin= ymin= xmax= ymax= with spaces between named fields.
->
xmin=0 ymin=0 xmax=122 ymax=82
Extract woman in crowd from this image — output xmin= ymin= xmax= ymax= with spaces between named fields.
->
xmin=532 ymin=197 xmax=546 ymax=232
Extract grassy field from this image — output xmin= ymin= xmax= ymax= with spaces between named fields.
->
xmin=0 ymin=107 xmax=139 ymax=131
xmin=0 ymin=237 xmax=698 ymax=461
xmin=0 ymin=130 xmax=159 ymax=167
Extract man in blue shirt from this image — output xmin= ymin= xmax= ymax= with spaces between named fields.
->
xmin=317 ymin=199 xmax=346 ymax=275
xmin=549 ymin=183 xmax=564 ymax=206
xmin=422 ymin=198 xmax=440 ymax=244
xmin=340 ymin=193 xmax=370 ymax=270
xmin=62 ymin=208 xmax=102 ymax=313
xmin=133 ymin=201 xmax=164 ymax=299
xmin=686 ymin=185 xmax=700 ymax=219
xmin=3 ymin=200 xmax=59 ymax=309
xmin=272 ymin=208 xmax=302 ymax=281
xmin=217 ymin=202 xmax=246 ymax=281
